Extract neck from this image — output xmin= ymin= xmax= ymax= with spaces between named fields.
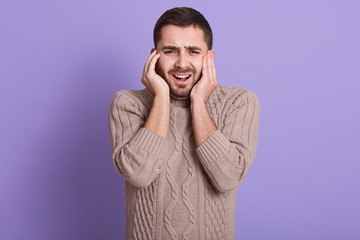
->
xmin=170 ymin=94 xmax=191 ymax=108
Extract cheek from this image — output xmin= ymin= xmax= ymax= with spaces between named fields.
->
xmin=194 ymin=60 xmax=203 ymax=74
xmin=158 ymin=55 xmax=175 ymax=69
xmin=155 ymin=58 xmax=167 ymax=75
xmin=195 ymin=55 xmax=204 ymax=66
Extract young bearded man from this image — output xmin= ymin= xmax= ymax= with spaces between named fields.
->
xmin=108 ymin=7 xmax=260 ymax=240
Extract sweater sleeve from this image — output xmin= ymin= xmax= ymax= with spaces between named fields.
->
xmin=108 ymin=90 xmax=167 ymax=188
xmin=196 ymin=89 xmax=260 ymax=192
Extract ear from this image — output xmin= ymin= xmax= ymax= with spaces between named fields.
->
xmin=210 ymin=50 xmax=215 ymax=60
xmin=151 ymin=48 xmax=156 ymax=54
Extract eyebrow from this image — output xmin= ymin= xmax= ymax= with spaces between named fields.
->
xmin=161 ymin=45 xmax=203 ymax=52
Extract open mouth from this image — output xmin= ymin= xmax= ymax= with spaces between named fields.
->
xmin=172 ymin=74 xmax=191 ymax=82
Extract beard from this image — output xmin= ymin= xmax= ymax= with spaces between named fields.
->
xmin=155 ymin=63 xmax=201 ymax=99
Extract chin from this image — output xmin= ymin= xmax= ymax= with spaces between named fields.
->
xmin=166 ymin=74 xmax=200 ymax=98
xmin=170 ymin=87 xmax=192 ymax=98
xmin=170 ymin=90 xmax=191 ymax=99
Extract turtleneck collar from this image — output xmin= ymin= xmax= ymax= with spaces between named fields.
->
xmin=170 ymin=95 xmax=191 ymax=108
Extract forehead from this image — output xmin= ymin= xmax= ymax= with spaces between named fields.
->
xmin=157 ymin=25 xmax=208 ymax=50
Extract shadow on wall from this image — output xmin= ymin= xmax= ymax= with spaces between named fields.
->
xmin=34 ymin=53 xmax=132 ymax=240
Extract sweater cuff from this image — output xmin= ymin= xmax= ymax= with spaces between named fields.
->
xmin=129 ymin=127 xmax=167 ymax=156
xmin=196 ymin=130 xmax=230 ymax=166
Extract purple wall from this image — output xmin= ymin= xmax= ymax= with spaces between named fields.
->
xmin=1 ymin=1 xmax=359 ymax=239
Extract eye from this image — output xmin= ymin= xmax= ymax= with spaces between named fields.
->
xmin=164 ymin=50 xmax=175 ymax=54
xmin=190 ymin=50 xmax=200 ymax=55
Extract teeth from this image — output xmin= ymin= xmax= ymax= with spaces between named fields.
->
xmin=174 ymin=75 xmax=190 ymax=79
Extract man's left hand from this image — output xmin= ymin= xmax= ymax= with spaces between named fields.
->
xmin=190 ymin=50 xmax=217 ymax=103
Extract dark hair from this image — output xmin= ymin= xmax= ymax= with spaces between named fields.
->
xmin=153 ymin=7 xmax=213 ymax=50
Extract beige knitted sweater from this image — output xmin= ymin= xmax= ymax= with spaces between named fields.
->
xmin=108 ymin=85 xmax=260 ymax=240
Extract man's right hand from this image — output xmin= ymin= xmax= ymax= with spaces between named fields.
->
xmin=141 ymin=50 xmax=169 ymax=97
xmin=142 ymin=50 xmax=170 ymax=139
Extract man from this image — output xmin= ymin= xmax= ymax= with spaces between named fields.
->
xmin=108 ymin=7 xmax=259 ymax=240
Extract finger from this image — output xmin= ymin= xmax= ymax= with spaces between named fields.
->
xmin=208 ymin=52 xmax=217 ymax=83
xmin=205 ymin=52 xmax=212 ymax=82
xmin=206 ymin=51 xmax=215 ymax=83
xmin=144 ymin=50 xmax=158 ymax=73
xmin=201 ymin=53 xmax=209 ymax=80
xmin=143 ymin=50 xmax=158 ymax=75
xmin=147 ymin=52 xmax=160 ymax=74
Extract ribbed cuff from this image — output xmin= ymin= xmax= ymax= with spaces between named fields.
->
xmin=129 ymin=127 xmax=167 ymax=156
xmin=196 ymin=130 xmax=230 ymax=166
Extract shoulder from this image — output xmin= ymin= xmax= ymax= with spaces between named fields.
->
xmin=208 ymin=84 xmax=259 ymax=107
xmin=206 ymin=85 xmax=259 ymax=130
xmin=110 ymin=89 xmax=153 ymax=112
xmin=111 ymin=88 xmax=153 ymax=103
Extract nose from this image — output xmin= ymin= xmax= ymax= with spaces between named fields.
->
xmin=175 ymin=50 xmax=189 ymax=68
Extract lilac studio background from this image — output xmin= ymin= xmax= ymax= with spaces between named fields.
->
xmin=1 ymin=0 xmax=359 ymax=239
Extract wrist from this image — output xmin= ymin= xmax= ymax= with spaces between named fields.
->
xmin=191 ymin=98 xmax=207 ymax=112
xmin=153 ymin=93 xmax=170 ymax=105
xmin=190 ymin=95 xmax=207 ymax=106
xmin=154 ymin=86 xmax=170 ymax=99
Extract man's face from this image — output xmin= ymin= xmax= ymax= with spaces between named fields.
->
xmin=155 ymin=25 xmax=209 ymax=98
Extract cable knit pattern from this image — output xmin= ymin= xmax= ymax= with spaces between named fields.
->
xmin=164 ymin=108 xmax=181 ymax=240
xmin=205 ymin=183 xmax=229 ymax=240
xmin=108 ymin=85 xmax=260 ymax=240
xmin=181 ymin=128 xmax=196 ymax=240
xmin=132 ymin=181 xmax=157 ymax=240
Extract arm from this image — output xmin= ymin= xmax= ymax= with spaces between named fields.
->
xmin=108 ymin=51 xmax=170 ymax=188
xmin=196 ymin=90 xmax=260 ymax=192
xmin=191 ymin=51 xmax=260 ymax=192
xmin=190 ymin=50 xmax=218 ymax=147
xmin=142 ymin=50 xmax=170 ymax=139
